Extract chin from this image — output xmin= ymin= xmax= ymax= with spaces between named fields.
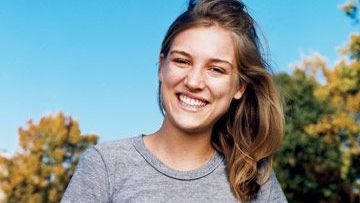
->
xmin=172 ymin=117 xmax=213 ymax=134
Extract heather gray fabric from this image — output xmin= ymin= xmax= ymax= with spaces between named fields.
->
xmin=61 ymin=134 xmax=287 ymax=203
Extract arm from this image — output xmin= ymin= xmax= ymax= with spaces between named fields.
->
xmin=267 ymin=170 xmax=288 ymax=203
xmin=254 ymin=169 xmax=288 ymax=203
xmin=61 ymin=146 xmax=110 ymax=203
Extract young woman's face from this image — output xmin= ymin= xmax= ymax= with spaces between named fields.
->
xmin=159 ymin=25 xmax=245 ymax=134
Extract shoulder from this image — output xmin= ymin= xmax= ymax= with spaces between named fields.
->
xmin=92 ymin=135 xmax=136 ymax=157
xmin=62 ymin=136 xmax=138 ymax=202
xmin=78 ymin=135 xmax=140 ymax=171
xmin=254 ymin=169 xmax=288 ymax=203
xmin=86 ymin=135 xmax=140 ymax=169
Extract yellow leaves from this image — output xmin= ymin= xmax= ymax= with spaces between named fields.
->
xmin=307 ymin=51 xmax=360 ymax=114
xmin=85 ymin=134 xmax=99 ymax=145
xmin=53 ymin=164 xmax=66 ymax=177
xmin=333 ymin=95 xmax=345 ymax=108
xmin=305 ymin=112 xmax=359 ymax=143
xmin=29 ymin=175 xmax=40 ymax=186
xmin=11 ymin=169 xmax=24 ymax=188
xmin=305 ymin=122 xmax=338 ymax=145
xmin=27 ymin=193 xmax=43 ymax=203
xmin=38 ymin=179 xmax=49 ymax=188
xmin=332 ymin=112 xmax=359 ymax=133
xmin=340 ymin=34 xmax=360 ymax=58
xmin=1 ymin=181 xmax=12 ymax=195
xmin=0 ymin=112 xmax=99 ymax=202
xmin=330 ymin=63 xmax=358 ymax=91
xmin=313 ymin=87 xmax=328 ymax=101
xmin=305 ymin=117 xmax=331 ymax=134
xmin=48 ymin=188 xmax=58 ymax=202
xmin=53 ymin=148 xmax=65 ymax=163
xmin=68 ymin=121 xmax=81 ymax=145
xmin=50 ymin=113 xmax=68 ymax=145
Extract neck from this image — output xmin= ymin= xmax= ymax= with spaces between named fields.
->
xmin=144 ymin=117 xmax=215 ymax=171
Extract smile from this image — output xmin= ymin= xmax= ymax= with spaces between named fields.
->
xmin=177 ymin=93 xmax=208 ymax=111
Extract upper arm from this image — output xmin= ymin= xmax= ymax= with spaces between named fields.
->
xmin=61 ymin=146 xmax=110 ymax=203
xmin=254 ymin=169 xmax=288 ymax=203
xmin=267 ymin=170 xmax=288 ymax=203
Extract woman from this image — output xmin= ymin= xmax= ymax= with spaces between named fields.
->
xmin=62 ymin=0 xmax=287 ymax=202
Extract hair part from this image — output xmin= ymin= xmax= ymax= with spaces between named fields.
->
xmin=158 ymin=0 xmax=284 ymax=201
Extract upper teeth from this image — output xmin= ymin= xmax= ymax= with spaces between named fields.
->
xmin=179 ymin=94 xmax=207 ymax=107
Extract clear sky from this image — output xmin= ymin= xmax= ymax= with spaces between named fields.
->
xmin=0 ymin=0 xmax=358 ymax=153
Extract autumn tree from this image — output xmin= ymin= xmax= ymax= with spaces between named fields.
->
xmin=273 ymin=67 xmax=341 ymax=202
xmin=0 ymin=112 xmax=98 ymax=203
xmin=273 ymin=1 xmax=359 ymax=202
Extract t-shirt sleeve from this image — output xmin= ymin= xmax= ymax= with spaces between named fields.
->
xmin=254 ymin=169 xmax=288 ymax=203
xmin=61 ymin=146 xmax=110 ymax=203
xmin=267 ymin=170 xmax=288 ymax=203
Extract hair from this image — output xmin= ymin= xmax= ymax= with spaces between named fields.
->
xmin=158 ymin=0 xmax=284 ymax=201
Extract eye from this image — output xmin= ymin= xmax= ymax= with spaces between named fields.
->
xmin=209 ymin=66 xmax=225 ymax=74
xmin=173 ymin=58 xmax=190 ymax=65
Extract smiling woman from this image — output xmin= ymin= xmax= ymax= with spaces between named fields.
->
xmin=61 ymin=0 xmax=287 ymax=202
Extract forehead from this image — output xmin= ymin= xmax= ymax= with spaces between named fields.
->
xmin=169 ymin=25 xmax=235 ymax=62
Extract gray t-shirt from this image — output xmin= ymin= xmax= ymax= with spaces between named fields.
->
xmin=61 ymin=134 xmax=287 ymax=203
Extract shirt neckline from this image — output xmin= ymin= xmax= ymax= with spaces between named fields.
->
xmin=132 ymin=134 xmax=225 ymax=180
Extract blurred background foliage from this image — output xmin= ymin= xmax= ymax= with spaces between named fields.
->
xmin=0 ymin=113 xmax=98 ymax=203
xmin=0 ymin=0 xmax=359 ymax=202
xmin=273 ymin=0 xmax=360 ymax=202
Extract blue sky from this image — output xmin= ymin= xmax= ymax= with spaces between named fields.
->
xmin=0 ymin=0 xmax=358 ymax=153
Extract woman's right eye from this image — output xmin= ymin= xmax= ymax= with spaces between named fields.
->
xmin=173 ymin=58 xmax=190 ymax=65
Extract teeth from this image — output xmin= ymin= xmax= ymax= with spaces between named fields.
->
xmin=179 ymin=94 xmax=207 ymax=107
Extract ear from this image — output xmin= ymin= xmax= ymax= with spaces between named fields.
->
xmin=158 ymin=53 xmax=165 ymax=82
xmin=233 ymin=83 xmax=246 ymax=100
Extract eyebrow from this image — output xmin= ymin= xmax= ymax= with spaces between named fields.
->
xmin=169 ymin=50 xmax=234 ymax=68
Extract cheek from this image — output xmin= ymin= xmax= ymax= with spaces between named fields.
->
xmin=161 ymin=65 xmax=185 ymax=86
xmin=207 ymin=78 xmax=236 ymax=99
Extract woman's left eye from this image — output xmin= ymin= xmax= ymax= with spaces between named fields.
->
xmin=209 ymin=67 xmax=225 ymax=73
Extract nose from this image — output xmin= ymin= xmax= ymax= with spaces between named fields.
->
xmin=184 ymin=66 xmax=205 ymax=91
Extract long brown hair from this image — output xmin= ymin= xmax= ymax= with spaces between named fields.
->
xmin=158 ymin=0 xmax=284 ymax=201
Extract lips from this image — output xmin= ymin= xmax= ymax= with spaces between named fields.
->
xmin=176 ymin=93 xmax=209 ymax=110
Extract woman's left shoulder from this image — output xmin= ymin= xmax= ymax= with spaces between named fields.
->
xmin=254 ymin=169 xmax=288 ymax=203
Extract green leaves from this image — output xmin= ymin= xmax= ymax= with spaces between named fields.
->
xmin=273 ymin=37 xmax=359 ymax=203
xmin=272 ymin=2 xmax=360 ymax=202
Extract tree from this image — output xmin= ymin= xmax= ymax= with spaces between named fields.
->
xmin=0 ymin=112 xmax=98 ymax=203
xmin=274 ymin=1 xmax=360 ymax=202
xmin=273 ymin=68 xmax=342 ymax=202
